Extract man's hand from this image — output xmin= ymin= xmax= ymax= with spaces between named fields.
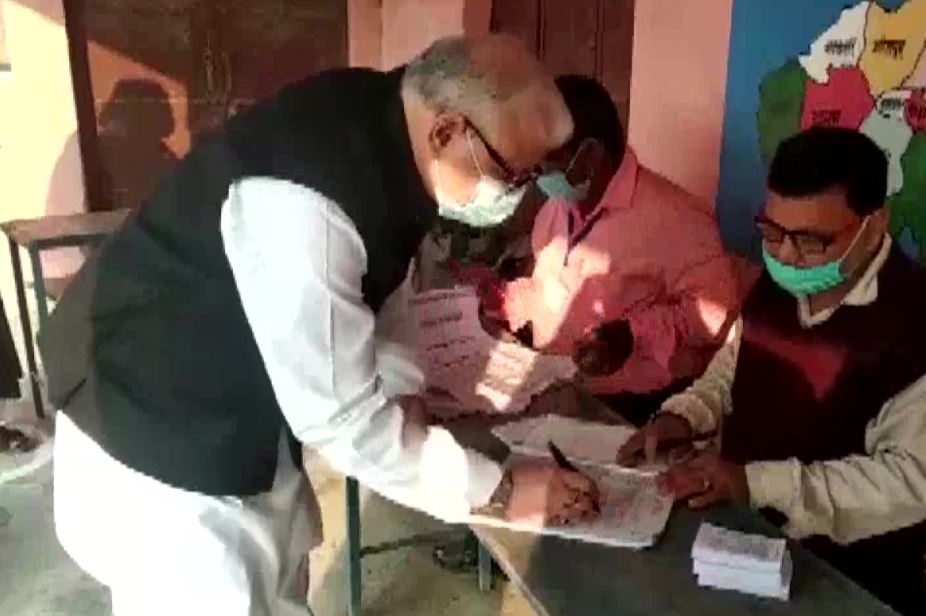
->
xmin=617 ymin=413 xmax=695 ymax=467
xmin=573 ymin=320 xmax=634 ymax=376
xmin=657 ymin=453 xmax=749 ymax=509
xmin=505 ymin=461 xmax=600 ymax=528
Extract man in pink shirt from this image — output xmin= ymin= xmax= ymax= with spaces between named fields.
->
xmin=493 ymin=75 xmax=737 ymax=421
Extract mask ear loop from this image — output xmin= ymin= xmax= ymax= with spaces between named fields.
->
xmin=565 ymin=138 xmax=597 ymax=180
xmin=838 ymin=215 xmax=872 ymax=277
xmin=465 ymin=131 xmax=488 ymax=179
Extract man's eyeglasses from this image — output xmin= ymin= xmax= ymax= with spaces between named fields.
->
xmin=466 ymin=120 xmax=540 ymax=188
xmin=754 ymin=215 xmax=853 ymax=256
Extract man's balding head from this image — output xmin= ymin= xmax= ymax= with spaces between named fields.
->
xmin=402 ymin=35 xmax=572 ymax=220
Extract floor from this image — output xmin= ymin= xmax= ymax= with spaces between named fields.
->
xmin=0 ymin=404 xmax=535 ymax=616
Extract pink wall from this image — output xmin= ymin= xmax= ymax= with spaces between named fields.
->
xmin=0 ymin=0 xmax=85 ymax=278
xmin=347 ymin=0 xmax=383 ymax=69
xmin=627 ymin=0 xmax=733 ymax=205
xmin=348 ymin=0 xmax=491 ymax=70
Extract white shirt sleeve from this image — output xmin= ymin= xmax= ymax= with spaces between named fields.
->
xmin=220 ymin=177 xmax=502 ymax=522
xmin=374 ymin=265 xmax=426 ymax=399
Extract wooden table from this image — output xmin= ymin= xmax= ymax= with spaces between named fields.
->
xmin=447 ymin=386 xmax=897 ymax=616
xmin=1 ymin=210 xmax=130 ymax=417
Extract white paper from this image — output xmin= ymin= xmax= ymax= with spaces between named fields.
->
xmin=692 ymin=523 xmax=787 ymax=573
xmin=412 ymin=288 xmax=577 ymax=417
xmin=492 ymin=414 xmax=666 ymax=474
xmin=695 ymin=552 xmax=793 ymax=601
xmin=473 ymin=417 xmax=675 ymax=549
xmin=471 ymin=458 xmax=673 ymax=549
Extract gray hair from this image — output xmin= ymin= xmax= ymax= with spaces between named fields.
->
xmin=403 ymin=36 xmax=512 ymax=128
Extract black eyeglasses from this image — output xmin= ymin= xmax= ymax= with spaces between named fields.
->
xmin=465 ymin=119 xmax=540 ymax=188
xmin=754 ymin=215 xmax=854 ymax=256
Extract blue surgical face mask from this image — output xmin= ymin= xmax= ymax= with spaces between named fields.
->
xmin=536 ymin=172 xmax=590 ymax=202
xmin=433 ymin=133 xmax=528 ymax=228
xmin=762 ymin=217 xmax=870 ymax=296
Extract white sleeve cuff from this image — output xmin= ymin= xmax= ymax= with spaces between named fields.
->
xmin=746 ymin=459 xmax=797 ymax=514
xmin=660 ymin=394 xmax=717 ymax=436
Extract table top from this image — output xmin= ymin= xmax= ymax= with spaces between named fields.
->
xmin=1 ymin=210 xmax=130 ymax=248
xmin=474 ymin=506 xmax=894 ymax=616
xmin=449 ymin=386 xmax=896 ymax=616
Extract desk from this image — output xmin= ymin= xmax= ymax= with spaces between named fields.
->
xmin=446 ymin=386 xmax=898 ymax=616
xmin=1 ymin=210 xmax=130 ymax=418
xmin=473 ymin=506 xmax=895 ymax=616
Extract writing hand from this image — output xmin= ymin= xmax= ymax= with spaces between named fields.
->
xmin=505 ymin=461 xmax=600 ymax=528
xmin=657 ymin=452 xmax=749 ymax=509
xmin=617 ymin=413 xmax=695 ymax=467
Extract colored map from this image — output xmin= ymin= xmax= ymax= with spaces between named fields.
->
xmin=718 ymin=0 xmax=926 ymax=262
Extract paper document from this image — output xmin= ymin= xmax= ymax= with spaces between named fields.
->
xmin=492 ymin=414 xmax=667 ymax=473
xmin=412 ymin=288 xmax=576 ymax=416
xmin=472 ymin=415 xmax=674 ymax=549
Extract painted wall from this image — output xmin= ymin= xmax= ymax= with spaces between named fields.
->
xmin=348 ymin=0 xmax=492 ymax=70
xmin=0 ymin=0 xmax=85 ymax=380
xmin=627 ymin=0 xmax=734 ymax=205
xmin=0 ymin=0 xmax=85 ymax=277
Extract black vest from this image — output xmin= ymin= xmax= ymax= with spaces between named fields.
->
xmin=725 ymin=248 xmax=926 ymax=464
xmin=39 ymin=67 xmax=437 ymax=496
xmin=725 ymin=247 xmax=926 ymax=613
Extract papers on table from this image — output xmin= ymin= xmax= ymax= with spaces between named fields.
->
xmin=472 ymin=415 xmax=674 ymax=549
xmin=692 ymin=523 xmax=792 ymax=600
xmin=411 ymin=288 xmax=577 ymax=417
xmin=493 ymin=414 xmax=667 ymax=473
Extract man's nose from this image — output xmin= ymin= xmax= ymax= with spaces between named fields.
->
xmin=776 ymin=235 xmax=802 ymax=265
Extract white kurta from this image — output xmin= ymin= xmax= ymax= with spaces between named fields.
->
xmin=53 ymin=177 xmax=502 ymax=615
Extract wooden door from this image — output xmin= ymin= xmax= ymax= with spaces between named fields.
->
xmin=491 ymin=0 xmax=635 ymax=130
xmin=65 ymin=0 xmax=347 ymax=211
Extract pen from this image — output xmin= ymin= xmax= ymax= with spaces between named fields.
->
xmin=547 ymin=441 xmax=601 ymax=514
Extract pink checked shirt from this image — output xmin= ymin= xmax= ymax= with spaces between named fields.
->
xmin=502 ymin=149 xmax=737 ymax=395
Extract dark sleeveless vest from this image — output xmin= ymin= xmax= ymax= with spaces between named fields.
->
xmin=725 ymin=247 xmax=926 ymax=613
xmin=38 ymin=67 xmax=437 ymax=496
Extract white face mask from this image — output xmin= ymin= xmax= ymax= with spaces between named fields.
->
xmin=433 ymin=133 xmax=528 ymax=228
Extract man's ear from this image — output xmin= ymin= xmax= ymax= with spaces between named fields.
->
xmin=427 ymin=113 xmax=466 ymax=156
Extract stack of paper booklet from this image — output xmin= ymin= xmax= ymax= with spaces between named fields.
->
xmin=692 ymin=523 xmax=792 ymax=600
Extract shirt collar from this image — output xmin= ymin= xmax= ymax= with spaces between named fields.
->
xmin=595 ymin=146 xmax=640 ymax=214
xmin=556 ymin=147 xmax=640 ymax=223
xmin=380 ymin=66 xmax=438 ymax=233
xmin=797 ymin=234 xmax=893 ymax=328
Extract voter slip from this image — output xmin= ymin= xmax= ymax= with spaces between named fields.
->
xmin=691 ymin=523 xmax=792 ymax=601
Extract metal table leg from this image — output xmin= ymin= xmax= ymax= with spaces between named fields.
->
xmin=346 ymin=476 xmax=362 ymax=616
xmin=477 ymin=538 xmax=494 ymax=592
xmin=28 ymin=246 xmax=49 ymax=328
xmin=7 ymin=238 xmax=43 ymax=419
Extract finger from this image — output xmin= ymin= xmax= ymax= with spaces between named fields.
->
xmin=660 ymin=469 xmax=709 ymax=501
xmin=681 ymin=454 xmax=718 ymax=472
xmin=667 ymin=444 xmax=695 ymax=465
xmin=688 ymin=485 xmax=722 ymax=510
xmin=560 ymin=470 xmax=595 ymax=493
xmin=644 ymin=428 xmax=659 ymax=465
xmin=617 ymin=433 xmax=645 ymax=466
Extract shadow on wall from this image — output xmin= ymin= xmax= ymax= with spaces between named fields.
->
xmin=93 ymin=79 xmax=180 ymax=212
xmin=41 ymin=79 xmax=180 ymax=278
xmin=47 ymin=78 xmax=180 ymax=217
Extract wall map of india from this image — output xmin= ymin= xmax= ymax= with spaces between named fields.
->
xmin=718 ymin=0 xmax=926 ymax=262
